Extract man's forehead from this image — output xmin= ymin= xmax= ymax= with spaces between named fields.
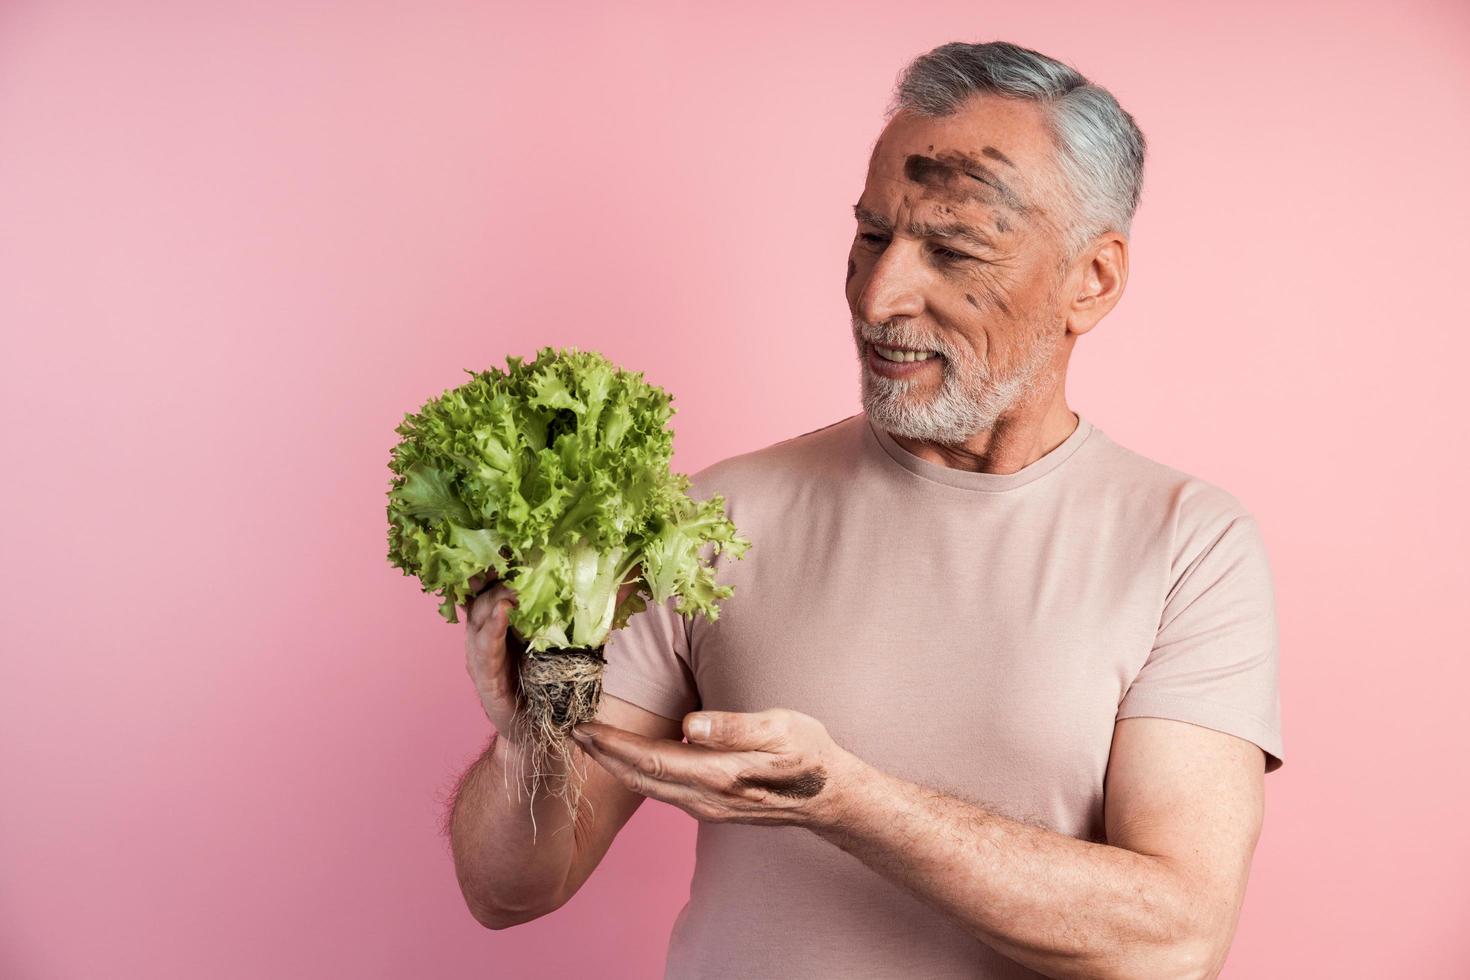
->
xmin=865 ymin=147 xmax=1042 ymax=223
xmin=863 ymin=101 xmax=1053 ymax=220
xmin=874 ymin=98 xmax=1052 ymax=170
xmin=857 ymin=156 xmax=1042 ymax=240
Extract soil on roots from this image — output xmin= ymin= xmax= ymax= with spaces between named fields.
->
xmin=505 ymin=626 xmax=606 ymax=830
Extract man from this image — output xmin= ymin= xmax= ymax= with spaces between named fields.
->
xmin=446 ymin=40 xmax=1284 ymax=980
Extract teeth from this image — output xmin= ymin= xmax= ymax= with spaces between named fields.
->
xmin=875 ymin=345 xmax=935 ymax=363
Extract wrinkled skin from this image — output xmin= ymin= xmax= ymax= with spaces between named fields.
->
xmin=847 ymin=93 xmax=1129 ymax=472
xmin=571 ymin=707 xmax=859 ymax=829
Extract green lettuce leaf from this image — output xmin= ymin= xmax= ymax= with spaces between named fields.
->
xmin=386 ymin=346 xmax=750 ymax=651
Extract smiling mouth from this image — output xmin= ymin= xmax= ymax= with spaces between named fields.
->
xmin=869 ymin=341 xmax=942 ymax=364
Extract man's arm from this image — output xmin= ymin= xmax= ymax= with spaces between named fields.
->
xmin=573 ymin=709 xmax=1265 ymax=980
xmin=812 ymin=715 xmax=1264 ymax=980
xmin=443 ymin=693 xmax=682 ymax=929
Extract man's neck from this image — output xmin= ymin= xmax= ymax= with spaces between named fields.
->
xmin=886 ymin=400 xmax=1080 ymax=475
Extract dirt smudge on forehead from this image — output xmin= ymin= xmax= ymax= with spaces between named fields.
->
xmin=903 ymin=150 xmax=1035 ymax=220
xmin=981 ymin=146 xmax=1015 ymax=168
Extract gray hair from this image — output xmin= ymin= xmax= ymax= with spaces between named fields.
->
xmin=884 ymin=41 xmax=1146 ymax=268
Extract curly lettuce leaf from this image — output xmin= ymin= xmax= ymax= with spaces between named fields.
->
xmin=386 ymin=346 xmax=750 ymax=651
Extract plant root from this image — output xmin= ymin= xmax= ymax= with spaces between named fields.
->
xmin=508 ymin=631 xmax=607 ymax=832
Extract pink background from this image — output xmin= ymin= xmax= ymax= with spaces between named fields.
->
xmin=2 ymin=1 xmax=1467 ymax=977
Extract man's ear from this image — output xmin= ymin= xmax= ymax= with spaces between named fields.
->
xmin=1064 ymin=234 xmax=1128 ymax=338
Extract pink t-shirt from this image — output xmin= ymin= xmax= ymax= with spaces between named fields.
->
xmin=601 ymin=410 xmax=1284 ymax=980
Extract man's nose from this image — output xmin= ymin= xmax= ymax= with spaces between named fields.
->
xmin=853 ymin=243 xmax=925 ymax=326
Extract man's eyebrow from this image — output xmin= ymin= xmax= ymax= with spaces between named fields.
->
xmin=851 ymin=204 xmax=999 ymax=248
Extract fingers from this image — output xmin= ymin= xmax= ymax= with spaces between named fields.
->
xmin=468 ymin=582 xmax=518 ymax=631
xmin=464 ymin=583 xmax=517 ymax=688
xmin=573 ymin=734 xmax=708 ymax=809
xmin=573 ymin=723 xmax=736 ymax=789
xmin=461 ymin=568 xmax=504 ymax=611
xmin=459 ymin=580 xmax=481 ymax=622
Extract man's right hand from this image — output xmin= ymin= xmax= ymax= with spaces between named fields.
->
xmin=460 ymin=569 xmax=644 ymax=736
xmin=447 ymin=564 xmax=677 ymax=930
xmin=462 ymin=572 xmax=523 ymax=735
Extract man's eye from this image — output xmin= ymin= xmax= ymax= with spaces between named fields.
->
xmin=858 ymin=233 xmax=972 ymax=263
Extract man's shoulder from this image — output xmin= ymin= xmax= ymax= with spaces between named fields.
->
xmin=1085 ymin=424 xmax=1259 ymax=544
xmin=687 ymin=412 xmax=864 ymax=499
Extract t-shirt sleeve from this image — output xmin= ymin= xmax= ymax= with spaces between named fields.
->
xmin=1117 ymin=513 xmax=1285 ymax=773
xmin=600 ymin=592 xmax=700 ymax=721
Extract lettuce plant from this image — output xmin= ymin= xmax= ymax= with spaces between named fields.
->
xmin=386 ymin=346 xmax=750 ymax=653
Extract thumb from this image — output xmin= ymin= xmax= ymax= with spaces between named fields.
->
xmin=683 ymin=709 xmax=787 ymax=751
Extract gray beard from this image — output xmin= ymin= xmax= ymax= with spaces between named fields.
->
xmin=853 ymin=313 xmax=1058 ymax=445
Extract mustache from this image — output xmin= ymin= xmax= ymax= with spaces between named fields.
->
xmin=852 ymin=318 xmax=954 ymax=358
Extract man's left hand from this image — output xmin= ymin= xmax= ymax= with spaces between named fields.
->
xmin=571 ymin=708 xmax=860 ymax=829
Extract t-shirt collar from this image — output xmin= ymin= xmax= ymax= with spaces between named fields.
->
xmin=864 ymin=410 xmax=1094 ymax=493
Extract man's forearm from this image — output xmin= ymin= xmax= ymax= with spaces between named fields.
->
xmin=445 ymin=731 xmax=578 ymax=927
xmin=811 ymin=756 xmax=1209 ymax=980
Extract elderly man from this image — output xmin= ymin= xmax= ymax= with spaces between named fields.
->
xmin=446 ymin=39 xmax=1284 ymax=980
